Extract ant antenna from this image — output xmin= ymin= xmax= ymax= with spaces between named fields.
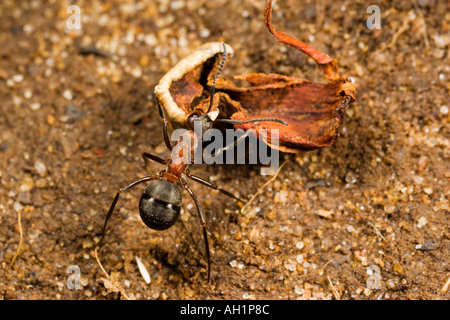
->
xmin=206 ymin=42 xmax=227 ymax=114
xmin=215 ymin=118 xmax=289 ymax=127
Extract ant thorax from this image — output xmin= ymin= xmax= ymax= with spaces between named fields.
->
xmin=169 ymin=130 xmax=198 ymax=168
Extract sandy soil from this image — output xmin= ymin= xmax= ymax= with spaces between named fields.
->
xmin=0 ymin=0 xmax=449 ymax=300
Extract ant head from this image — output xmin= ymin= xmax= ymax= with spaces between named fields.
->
xmin=186 ymin=109 xmax=215 ymax=136
xmin=139 ymin=179 xmax=182 ymax=231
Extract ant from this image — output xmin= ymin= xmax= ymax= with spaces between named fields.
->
xmin=98 ymin=43 xmax=287 ymax=282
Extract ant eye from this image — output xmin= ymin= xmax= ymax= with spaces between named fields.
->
xmin=186 ymin=113 xmax=213 ymax=134
xmin=186 ymin=113 xmax=200 ymax=130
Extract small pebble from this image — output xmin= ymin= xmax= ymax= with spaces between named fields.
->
xmin=413 ymin=175 xmax=424 ymax=185
xmin=82 ymin=240 xmax=92 ymax=249
xmin=374 ymin=52 xmax=387 ymax=64
xmin=12 ymin=95 xmax=22 ymax=106
xmin=34 ymin=161 xmax=47 ymax=176
xmin=393 ymin=263 xmax=403 ymax=274
xmin=295 ymin=285 xmax=304 ymax=295
xmin=47 ymin=114 xmax=56 ymax=125
xmin=24 ymin=89 xmax=33 ymax=99
xmin=185 ymin=287 xmax=194 ymax=298
xmin=131 ymin=66 xmax=142 ymax=78
xmin=266 ymin=211 xmax=276 ymax=221
xmin=384 ymin=204 xmax=396 ymax=214
xmin=139 ymin=55 xmax=150 ymax=67
xmin=386 ymin=279 xmax=395 ymax=289
xmin=199 ymin=28 xmax=210 ymax=38
xmin=345 ymin=172 xmax=357 ymax=184
xmin=20 ymin=176 xmax=34 ymax=191
xmin=285 ymin=263 xmax=296 ymax=272
xmin=35 ymin=178 xmax=47 ymax=188
xmin=13 ymin=74 xmax=24 ymax=82
xmin=144 ymin=34 xmax=157 ymax=46
xmin=417 ymin=216 xmax=428 ymax=228
xmin=243 ymin=292 xmax=255 ymax=300
xmin=63 ymin=89 xmax=73 ymax=100
xmin=354 ymin=63 xmax=364 ymax=77
xmin=302 ymin=290 xmax=312 ymax=299
xmin=170 ymin=0 xmax=185 ymax=10
xmin=13 ymin=201 xmax=23 ymax=212
xmin=432 ymin=48 xmax=445 ymax=59
xmin=29 ymin=102 xmax=41 ymax=111
xmin=274 ymin=190 xmax=288 ymax=203
xmin=316 ymin=209 xmax=333 ymax=219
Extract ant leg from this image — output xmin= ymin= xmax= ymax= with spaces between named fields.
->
xmin=207 ymin=118 xmax=288 ymax=161
xmin=181 ymin=180 xmax=211 ymax=282
xmin=162 ymin=120 xmax=172 ymax=151
xmin=157 ymin=103 xmax=173 ymax=151
xmin=98 ymin=175 xmax=160 ymax=246
xmin=186 ymin=169 xmax=246 ymax=203
xmin=157 ymin=101 xmax=164 ymax=118
xmin=142 ymin=152 xmax=169 ymax=168
xmin=203 ymin=123 xmax=258 ymax=164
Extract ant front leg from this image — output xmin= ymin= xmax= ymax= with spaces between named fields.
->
xmin=202 ymin=122 xmax=259 ymax=165
xmin=142 ymin=152 xmax=169 ymax=169
xmin=157 ymin=103 xmax=173 ymax=151
xmin=185 ymin=168 xmax=247 ymax=203
xmin=181 ymin=179 xmax=211 ymax=282
xmin=98 ymin=175 xmax=160 ymax=246
xmin=162 ymin=120 xmax=172 ymax=151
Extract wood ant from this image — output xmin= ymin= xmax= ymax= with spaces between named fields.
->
xmin=98 ymin=45 xmax=287 ymax=282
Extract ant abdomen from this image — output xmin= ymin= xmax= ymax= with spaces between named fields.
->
xmin=139 ymin=179 xmax=182 ymax=231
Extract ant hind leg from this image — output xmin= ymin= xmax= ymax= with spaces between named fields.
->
xmin=98 ymin=175 xmax=160 ymax=246
xmin=186 ymin=169 xmax=247 ymax=203
xmin=181 ymin=180 xmax=212 ymax=282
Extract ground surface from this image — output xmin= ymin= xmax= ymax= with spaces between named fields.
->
xmin=0 ymin=0 xmax=449 ymax=300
